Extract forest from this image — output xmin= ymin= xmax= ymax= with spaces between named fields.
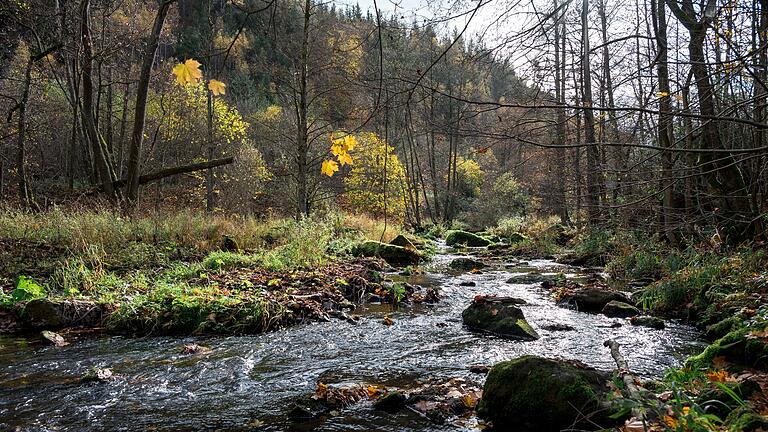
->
xmin=0 ymin=0 xmax=767 ymax=430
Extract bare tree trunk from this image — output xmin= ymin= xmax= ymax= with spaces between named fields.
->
xmin=581 ymin=0 xmax=602 ymax=225
xmin=125 ymin=0 xmax=174 ymax=205
xmin=16 ymin=56 xmax=35 ymax=209
xmin=653 ymin=0 xmax=679 ymax=244
xmin=80 ymin=0 xmax=118 ymax=199
xmin=295 ymin=0 xmax=312 ymax=217
xmin=666 ymin=0 xmax=753 ymax=242
xmin=554 ymin=0 xmax=571 ymax=225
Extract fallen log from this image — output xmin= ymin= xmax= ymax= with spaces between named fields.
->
xmin=604 ymin=339 xmax=645 ymax=423
xmin=79 ymin=157 xmax=235 ymax=195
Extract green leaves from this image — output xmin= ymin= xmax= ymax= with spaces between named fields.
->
xmin=11 ymin=275 xmax=47 ymax=303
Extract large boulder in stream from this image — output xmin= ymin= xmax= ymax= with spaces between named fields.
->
xmin=477 ymin=356 xmax=613 ymax=431
xmin=445 ymin=230 xmax=491 ymax=247
xmin=462 ymin=297 xmax=538 ymax=340
xmin=449 ymin=257 xmax=487 ymax=271
xmin=559 ymin=287 xmax=632 ymax=313
xmin=601 ymin=300 xmax=640 ymax=318
xmin=353 ymin=240 xmax=422 ymax=266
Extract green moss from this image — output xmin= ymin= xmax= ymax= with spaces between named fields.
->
xmin=353 ymin=240 xmax=421 ymax=266
xmin=477 ymin=356 xmax=611 ymax=430
xmin=445 ymin=230 xmax=491 ymax=247
xmin=686 ymin=326 xmax=768 ymax=371
xmin=462 ymin=301 xmax=539 ymax=340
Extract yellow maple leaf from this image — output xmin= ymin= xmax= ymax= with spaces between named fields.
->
xmin=208 ymin=79 xmax=226 ymax=96
xmin=337 ymin=152 xmax=353 ymax=166
xmin=172 ymin=59 xmax=203 ymax=86
xmin=656 ymin=91 xmax=670 ymax=97
xmin=342 ymin=135 xmax=356 ymax=152
xmin=321 ymin=160 xmax=339 ymax=177
xmin=331 ymin=141 xmax=345 ymax=156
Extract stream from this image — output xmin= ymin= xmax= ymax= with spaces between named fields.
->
xmin=0 ymin=246 xmax=703 ymax=431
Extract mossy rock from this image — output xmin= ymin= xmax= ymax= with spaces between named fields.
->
xmin=462 ymin=299 xmax=539 ymax=340
xmin=560 ymin=288 xmax=632 ymax=312
xmin=686 ymin=326 xmax=768 ymax=371
xmin=630 ymin=315 xmax=665 ymax=329
xmin=601 ymin=300 xmax=640 ymax=318
xmin=445 ymin=230 xmax=491 ymax=247
xmin=506 ymin=232 xmax=528 ymax=244
xmin=353 ymin=240 xmax=422 ymax=266
xmin=705 ymin=316 xmax=744 ymax=341
xmin=477 ymin=356 xmax=613 ymax=430
xmin=390 ymin=234 xmax=417 ymax=250
xmin=449 ymin=257 xmax=487 ymax=271
xmin=546 ymin=224 xmax=573 ymax=246
xmin=725 ymin=408 xmax=768 ymax=432
xmin=505 ymin=273 xmax=552 ymax=285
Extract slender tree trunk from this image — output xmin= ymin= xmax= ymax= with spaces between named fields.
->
xmin=581 ymin=0 xmax=602 ymax=224
xmin=295 ymin=0 xmax=312 ymax=217
xmin=125 ymin=0 xmax=173 ymax=205
xmin=80 ymin=0 xmax=118 ymax=199
xmin=16 ymin=56 xmax=35 ymax=209
xmin=653 ymin=0 xmax=679 ymax=243
xmin=554 ymin=0 xmax=570 ymax=225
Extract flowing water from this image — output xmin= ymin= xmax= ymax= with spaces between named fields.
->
xmin=0 ymin=246 xmax=703 ymax=431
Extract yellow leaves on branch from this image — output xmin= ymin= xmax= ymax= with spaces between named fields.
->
xmin=172 ymin=59 xmax=203 ymax=86
xmin=321 ymin=160 xmax=339 ymax=177
xmin=172 ymin=58 xmax=227 ymax=97
xmin=208 ymin=79 xmax=226 ymax=96
xmin=322 ymin=133 xmax=357 ymax=176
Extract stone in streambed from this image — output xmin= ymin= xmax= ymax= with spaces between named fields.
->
xmin=630 ymin=315 xmax=665 ymax=329
xmin=353 ymin=240 xmax=422 ymax=266
xmin=462 ymin=297 xmax=538 ymax=340
xmin=477 ymin=356 xmax=614 ymax=431
xmin=449 ymin=257 xmax=486 ymax=271
xmin=559 ymin=287 xmax=632 ymax=312
xmin=41 ymin=330 xmax=68 ymax=347
xmin=601 ymin=300 xmax=640 ymax=318
xmin=505 ymin=273 xmax=552 ymax=285
xmin=373 ymin=391 xmax=407 ymax=413
xmin=445 ymin=230 xmax=491 ymax=247
xmin=459 ymin=281 xmax=476 ymax=287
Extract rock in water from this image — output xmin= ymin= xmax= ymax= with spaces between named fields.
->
xmin=462 ymin=297 xmax=538 ymax=340
xmin=449 ymin=257 xmax=486 ymax=271
xmin=353 ymin=240 xmax=422 ymax=266
xmin=180 ymin=344 xmax=212 ymax=355
xmin=373 ymin=391 xmax=406 ymax=413
xmin=445 ymin=230 xmax=491 ymax=247
xmin=630 ymin=315 xmax=665 ymax=329
xmin=601 ymin=300 xmax=640 ymax=318
xmin=477 ymin=356 xmax=613 ymax=430
xmin=81 ymin=367 xmax=114 ymax=383
xmin=41 ymin=330 xmax=68 ymax=347
xmin=560 ymin=287 xmax=632 ymax=312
